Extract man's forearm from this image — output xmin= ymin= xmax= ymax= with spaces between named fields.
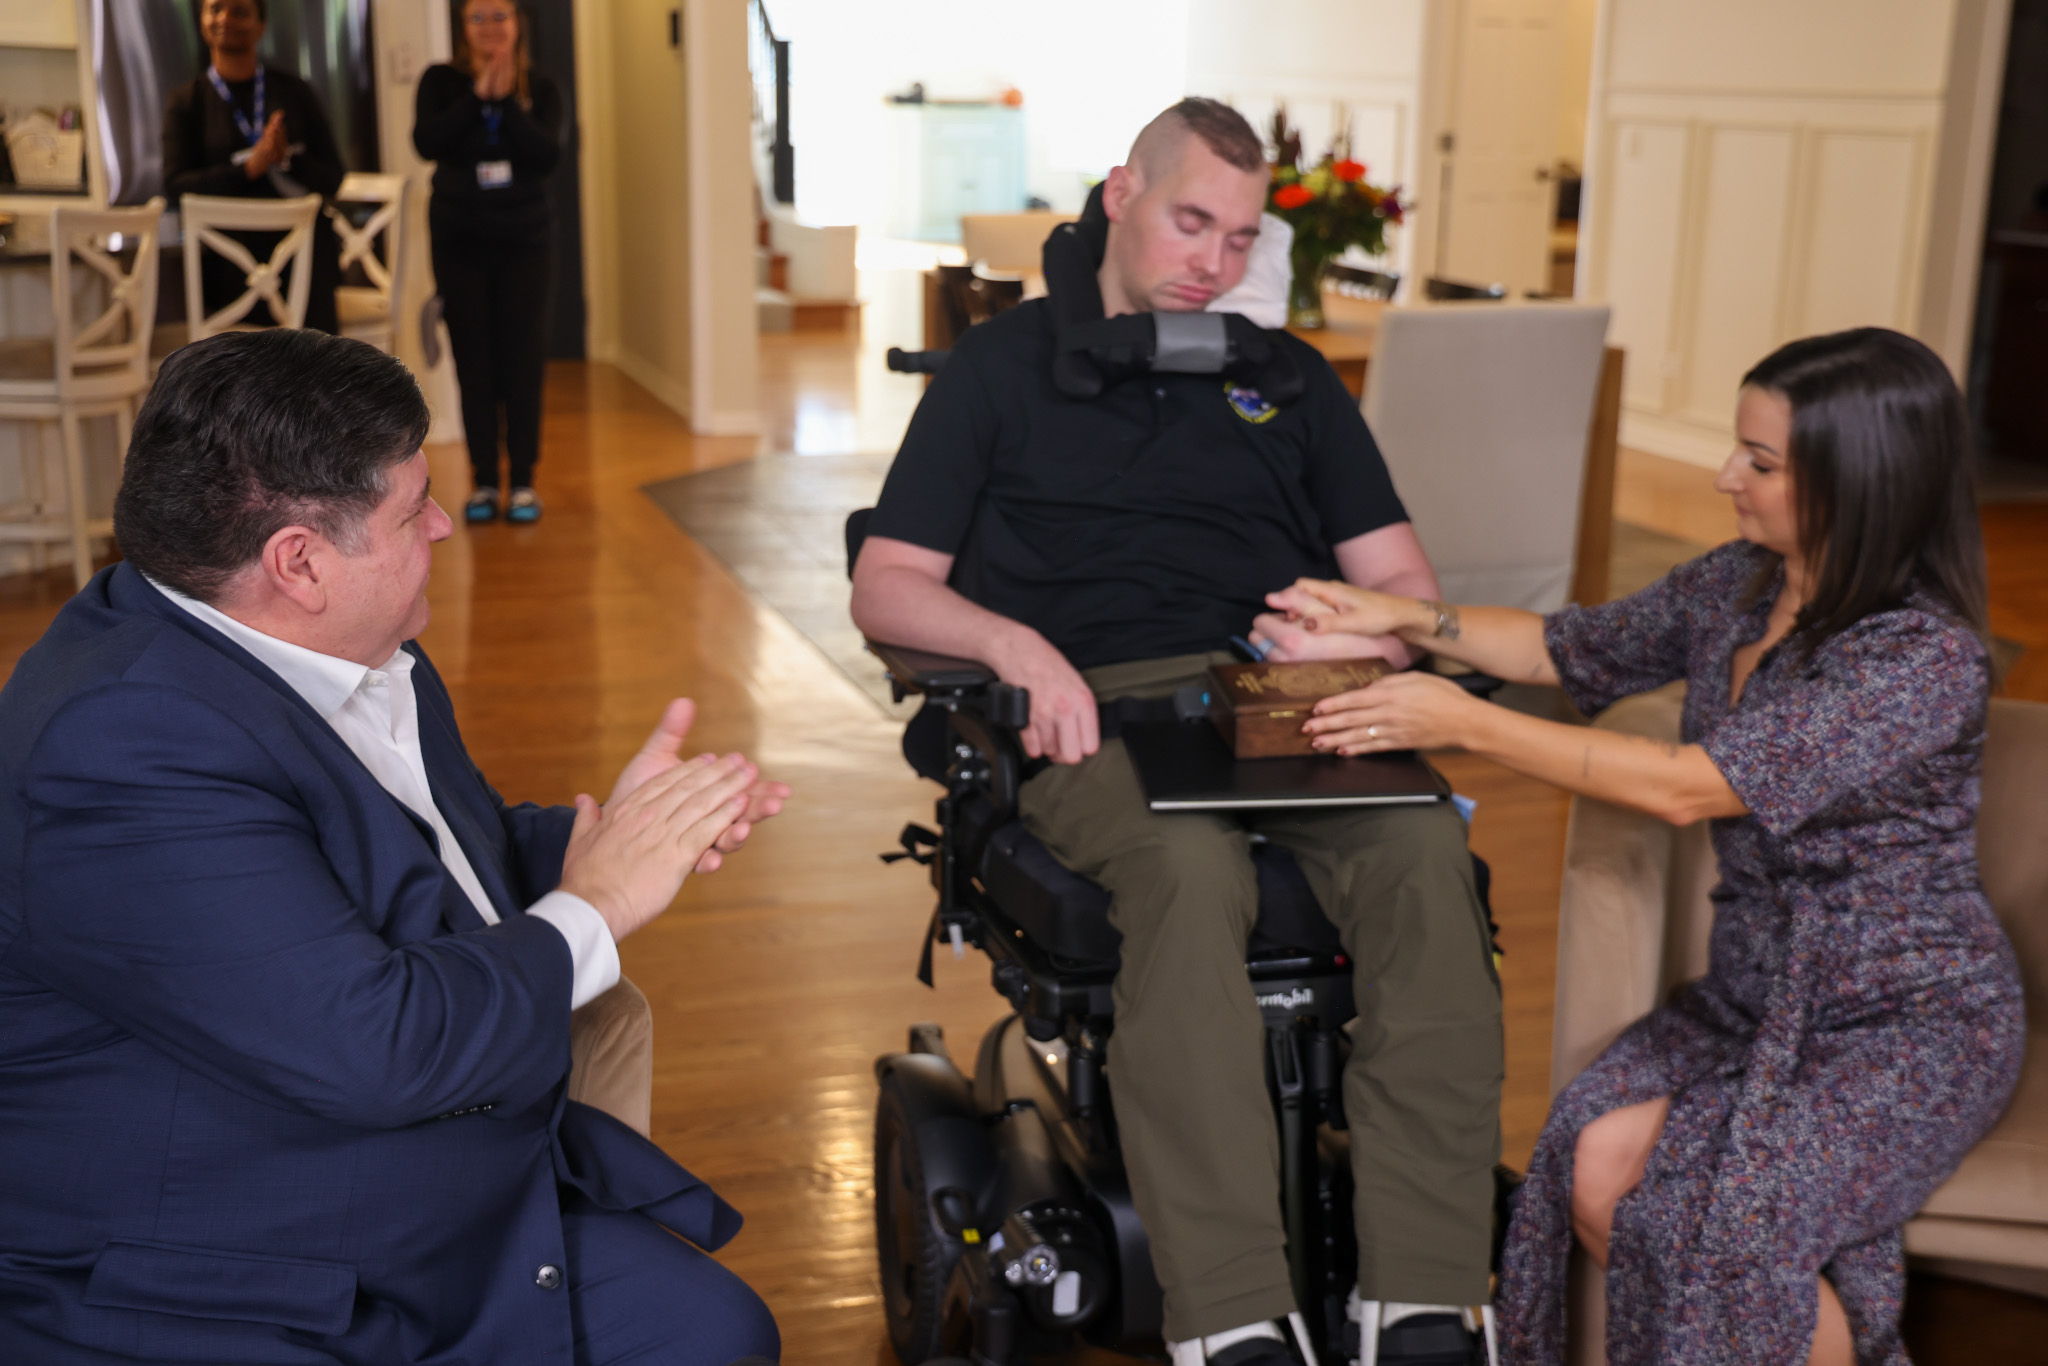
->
xmin=850 ymin=564 xmax=1040 ymax=672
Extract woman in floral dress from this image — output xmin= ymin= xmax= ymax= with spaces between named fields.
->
xmin=1264 ymin=327 xmax=2023 ymax=1365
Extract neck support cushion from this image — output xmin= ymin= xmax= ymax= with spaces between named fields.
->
xmin=1042 ymin=184 xmax=1305 ymax=405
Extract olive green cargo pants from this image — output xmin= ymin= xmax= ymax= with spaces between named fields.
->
xmin=1018 ymin=653 xmax=1503 ymax=1342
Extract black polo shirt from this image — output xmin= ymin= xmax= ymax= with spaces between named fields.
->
xmin=867 ymin=298 xmax=1409 ymax=670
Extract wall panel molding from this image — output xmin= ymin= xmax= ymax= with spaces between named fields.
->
xmin=1581 ymin=13 xmax=1955 ymax=464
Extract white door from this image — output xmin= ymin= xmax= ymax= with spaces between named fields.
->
xmin=1436 ymin=0 xmax=1568 ymax=296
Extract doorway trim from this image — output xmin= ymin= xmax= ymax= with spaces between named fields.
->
xmin=1921 ymin=0 xmax=2013 ymax=376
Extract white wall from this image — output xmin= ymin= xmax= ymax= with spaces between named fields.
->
xmin=1579 ymin=0 xmax=2009 ymax=465
xmin=1185 ymin=0 xmax=1434 ymax=281
xmin=368 ymin=0 xmax=461 ymax=444
xmin=769 ymin=0 xmax=1190 ymax=231
xmin=578 ymin=0 xmax=758 ymax=435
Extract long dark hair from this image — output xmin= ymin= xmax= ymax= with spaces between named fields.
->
xmin=1741 ymin=327 xmax=1986 ymax=652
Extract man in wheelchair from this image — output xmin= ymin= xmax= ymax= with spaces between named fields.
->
xmin=852 ymin=99 xmax=1501 ymax=1366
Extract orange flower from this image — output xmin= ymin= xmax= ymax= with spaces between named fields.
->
xmin=1333 ymin=159 xmax=1366 ymax=183
xmin=1273 ymin=183 xmax=1314 ymax=210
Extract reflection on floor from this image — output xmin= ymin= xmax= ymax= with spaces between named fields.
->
xmin=644 ymin=450 xmax=905 ymax=712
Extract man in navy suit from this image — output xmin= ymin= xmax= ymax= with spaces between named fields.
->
xmin=0 ymin=329 xmax=786 ymax=1365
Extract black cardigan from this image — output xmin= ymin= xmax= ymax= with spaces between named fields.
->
xmin=412 ymin=63 xmax=563 ymax=246
xmin=161 ymin=67 xmax=346 ymax=202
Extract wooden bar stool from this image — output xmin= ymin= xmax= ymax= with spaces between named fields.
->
xmin=329 ymin=173 xmax=412 ymax=355
xmin=159 ymin=192 xmax=321 ymax=353
xmin=0 ymin=198 xmax=166 ymax=589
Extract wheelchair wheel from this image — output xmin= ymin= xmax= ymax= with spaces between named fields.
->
xmin=874 ymin=1077 xmax=967 ymax=1364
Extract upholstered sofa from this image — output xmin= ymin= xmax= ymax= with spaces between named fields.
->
xmin=1551 ymin=687 xmax=2048 ymax=1358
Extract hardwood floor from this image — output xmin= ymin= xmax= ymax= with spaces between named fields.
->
xmin=1 ymin=286 xmax=2044 ymax=1362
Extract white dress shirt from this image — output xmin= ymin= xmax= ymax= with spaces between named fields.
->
xmin=151 ymin=579 xmax=620 ymax=1008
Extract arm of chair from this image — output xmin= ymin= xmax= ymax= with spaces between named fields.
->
xmin=865 ymin=639 xmax=1031 ymax=728
xmin=867 ymin=639 xmax=999 ymax=693
xmin=1551 ymin=684 xmax=1715 ymax=1092
xmin=865 ymin=638 xmax=1031 ymax=819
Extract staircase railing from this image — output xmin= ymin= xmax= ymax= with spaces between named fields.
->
xmin=749 ymin=0 xmax=794 ymax=205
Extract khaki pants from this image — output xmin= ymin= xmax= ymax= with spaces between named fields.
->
xmin=1018 ymin=654 xmax=1503 ymax=1342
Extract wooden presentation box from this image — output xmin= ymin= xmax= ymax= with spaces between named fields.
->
xmin=1205 ymin=658 xmax=1391 ymax=759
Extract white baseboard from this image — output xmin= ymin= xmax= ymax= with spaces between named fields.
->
xmin=1618 ymin=411 xmax=1731 ymax=470
xmin=690 ymin=409 xmax=762 ymax=438
xmin=608 ymin=348 xmax=694 ymax=425
xmin=606 ymin=349 xmax=760 ymax=437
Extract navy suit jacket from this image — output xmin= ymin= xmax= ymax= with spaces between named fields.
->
xmin=0 ymin=565 xmax=739 ymax=1364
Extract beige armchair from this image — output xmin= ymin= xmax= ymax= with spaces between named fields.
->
xmin=1362 ymin=303 xmax=1613 ymax=613
xmin=959 ymin=211 xmax=1072 ymax=274
xmin=568 ymin=976 xmax=655 ymax=1137
xmin=1552 ymin=688 xmax=2048 ymax=1357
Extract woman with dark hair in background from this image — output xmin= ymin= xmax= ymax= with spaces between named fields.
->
xmin=412 ymin=0 xmax=563 ymax=526
xmin=162 ymin=0 xmax=345 ymax=333
xmin=1267 ymin=327 xmax=2023 ymax=1365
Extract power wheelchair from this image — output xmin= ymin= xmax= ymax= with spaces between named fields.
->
xmin=853 ymin=513 xmax=1513 ymax=1366
xmin=859 ymin=192 xmax=1510 ymax=1366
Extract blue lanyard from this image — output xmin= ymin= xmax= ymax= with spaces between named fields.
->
xmin=207 ymin=65 xmax=266 ymax=147
xmin=480 ymin=102 xmax=503 ymax=147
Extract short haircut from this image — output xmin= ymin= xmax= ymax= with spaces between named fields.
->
xmin=1129 ymin=97 xmax=1266 ymax=178
xmin=115 ymin=330 xmax=430 ymax=602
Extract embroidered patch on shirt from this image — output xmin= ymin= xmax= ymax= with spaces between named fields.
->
xmin=1224 ymin=383 xmax=1278 ymax=424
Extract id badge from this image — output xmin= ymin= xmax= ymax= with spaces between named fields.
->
xmin=477 ymin=159 xmax=513 ymax=189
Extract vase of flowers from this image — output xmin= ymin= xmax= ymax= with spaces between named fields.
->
xmin=1266 ymin=108 xmax=1408 ymax=329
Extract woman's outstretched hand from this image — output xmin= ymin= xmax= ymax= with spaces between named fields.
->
xmin=1303 ymin=669 xmax=1483 ymax=755
xmin=1266 ymin=578 xmax=1422 ymax=641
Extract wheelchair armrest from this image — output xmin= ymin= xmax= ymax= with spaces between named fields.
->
xmin=865 ymin=639 xmax=1032 ymax=732
xmin=866 ymin=639 xmax=999 ymax=692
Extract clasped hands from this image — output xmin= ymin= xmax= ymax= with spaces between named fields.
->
xmin=1264 ymin=578 xmax=1484 ymax=756
xmin=472 ymin=48 xmax=518 ymax=102
xmin=557 ymin=698 xmax=790 ymax=941
xmin=242 ymin=111 xmax=291 ymax=178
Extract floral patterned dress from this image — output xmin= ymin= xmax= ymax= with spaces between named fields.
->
xmin=1497 ymin=541 xmax=2025 ymax=1366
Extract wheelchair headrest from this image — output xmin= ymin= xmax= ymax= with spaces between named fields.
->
xmin=1042 ymin=183 xmax=1305 ymax=405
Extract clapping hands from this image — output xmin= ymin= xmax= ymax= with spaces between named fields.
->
xmin=606 ymin=699 xmax=789 ymax=872
xmin=557 ymin=699 xmax=790 ymax=942
xmin=473 ymin=49 xmax=517 ymax=101
xmin=243 ymin=110 xmax=290 ymax=177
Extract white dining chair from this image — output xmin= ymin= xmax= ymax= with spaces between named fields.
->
xmin=328 ymin=172 xmax=411 ymax=354
xmin=0 ymin=198 xmax=166 ymax=588
xmin=175 ymin=192 xmax=321 ymax=342
xmin=1361 ymin=301 xmax=1613 ymax=612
